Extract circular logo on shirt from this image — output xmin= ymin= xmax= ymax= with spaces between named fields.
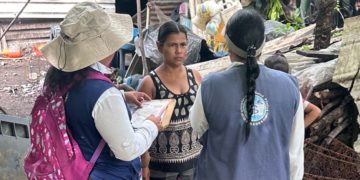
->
xmin=240 ymin=92 xmax=269 ymax=126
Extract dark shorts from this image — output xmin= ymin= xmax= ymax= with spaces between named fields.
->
xmin=150 ymin=168 xmax=194 ymax=180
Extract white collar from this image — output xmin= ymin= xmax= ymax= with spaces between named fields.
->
xmin=90 ymin=62 xmax=112 ymax=74
xmin=227 ymin=61 xmax=245 ymax=69
xmin=227 ymin=61 xmax=263 ymax=69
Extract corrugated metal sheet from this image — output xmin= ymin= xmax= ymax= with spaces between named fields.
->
xmin=0 ymin=0 xmax=115 ymax=19
xmin=149 ymin=0 xmax=182 ymax=25
xmin=332 ymin=16 xmax=360 ymax=114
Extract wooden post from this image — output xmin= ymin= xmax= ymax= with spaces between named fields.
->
xmin=314 ymin=0 xmax=336 ymax=50
xmin=146 ymin=3 xmax=150 ymax=29
xmin=136 ymin=0 xmax=149 ymax=75
xmin=0 ymin=28 xmax=8 ymax=52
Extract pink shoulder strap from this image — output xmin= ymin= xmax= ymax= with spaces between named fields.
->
xmin=87 ymin=71 xmax=112 ymax=84
xmin=90 ymin=139 xmax=106 ymax=163
xmin=86 ymin=71 xmax=111 ymax=163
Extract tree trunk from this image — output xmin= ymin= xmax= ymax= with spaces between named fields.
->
xmin=314 ymin=0 xmax=336 ymax=50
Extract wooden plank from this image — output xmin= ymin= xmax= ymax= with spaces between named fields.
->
xmin=0 ymin=21 xmax=59 ymax=31
xmin=0 ymin=2 xmax=115 ymax=19
xmin=6 ymin=38 xmax=49 ymax=47
xmin=0 ymin=0 xmax=113 ymax=3
xmin=296 ymin=49 xmax=338 ymax=61
xmin=333 ymin=16 xmax=360 ymax=83
xmin=332 ymin=16 xmax=360 ymax=113
xmin=262 ymin=24 xmax=316 ymax=55
xmin=0 ymin=3 xmax=115 ymax=13
xmin=186 ymin=56 xmax=231 ymax=77
xmin=4 ymin=29 xmax=50 ymax=40
xmin=0 ymin=106 xmax=6 ymax=114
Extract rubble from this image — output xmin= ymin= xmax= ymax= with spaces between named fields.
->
xmin=0 ymin=1 xmax=358 ymax=179
xmin=28 ymin=72 xmax=38 ymax=80
xmin=307 ymin=83 xmax=359 ymax=147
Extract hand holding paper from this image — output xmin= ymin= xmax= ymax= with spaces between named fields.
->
xmin=124 ymin=91 xmax=151 ymax=107
xmin=131 ymin=99 xmax=176 ymax=130
xmin=146 ymin=115 xmax=162 ymax=131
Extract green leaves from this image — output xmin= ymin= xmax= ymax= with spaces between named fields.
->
xmin=288 ymin=8 xmax=304 ymax=31
xmin=266 ymin=0 xmax=284 ymax=21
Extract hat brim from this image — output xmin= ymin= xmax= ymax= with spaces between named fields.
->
xmin=41 ymin=13 xmax=133 ymax=72
xmin=241 ymin=0 xmax=252 ymax=7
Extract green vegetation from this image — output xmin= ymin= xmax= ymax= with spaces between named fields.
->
xmin=266 ymin=1 xmax=304 ymax=31
xmin=286 ymin=9 xmax=304 ymax=31
xmin=266 ymin=0 xmax=284 ymax=20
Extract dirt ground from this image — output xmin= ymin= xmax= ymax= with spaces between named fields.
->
xmin=0 ymin=58 xmax=49 ymax=118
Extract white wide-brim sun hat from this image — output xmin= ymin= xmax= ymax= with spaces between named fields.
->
xmin=41 ymin=1 xmax=133 ymax=72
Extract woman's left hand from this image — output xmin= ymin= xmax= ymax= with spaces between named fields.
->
xmin=141 ymin=167 xmax=150 ymax=180
xmin=124 ymin=91 xmax=151 ymax=107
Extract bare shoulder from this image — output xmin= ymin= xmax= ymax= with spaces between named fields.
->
xmin=191 ymin=69 xmax=202 ymax=85
xmin=137 ymin=75 xmax=156 ymax=99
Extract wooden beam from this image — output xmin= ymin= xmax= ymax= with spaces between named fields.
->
xmin=186 ymin=56 xmax=231 ymax=77
xmin=0 ymin=27 xmax=8 ymax=51
xmin=6 ymin=38 xmax=49 ymax=47
xmin=324 ymin=119 xmax=351 ymax=145
xmin=0 ymin=2 xmax=115 ymax=19
xmin=0 ymin=0 xmax=114 ymax=3
xmin=296 ymin=49 xmax=338 ymax=62
xmin=0 ymin=21 xmax=59 ymax=31
xmin=262 ymin=24 xmax=315 ymax=55
xmin=4 ymin=29 xmax=50 ymax=40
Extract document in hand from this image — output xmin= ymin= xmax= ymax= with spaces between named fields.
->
xmin=131 ymin=99 xmax=176 ymax=129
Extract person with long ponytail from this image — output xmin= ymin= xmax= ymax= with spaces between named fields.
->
xmin=189 ymin=9 xmax=304 ymax=180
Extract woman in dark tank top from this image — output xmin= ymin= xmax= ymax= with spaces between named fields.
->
xmin=138 ymin=21 xmax=202 ymax=180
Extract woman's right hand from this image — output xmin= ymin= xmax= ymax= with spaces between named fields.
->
xmin=147 ymin=114 xmax=162 ymax=131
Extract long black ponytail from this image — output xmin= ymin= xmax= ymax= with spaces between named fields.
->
xmin=244 ymin=46 xmax=260 ymax=140
xmin=225 ymin=9 xmax=265 ymax=141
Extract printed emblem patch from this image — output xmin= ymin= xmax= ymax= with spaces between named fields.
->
xmin=240 ymin=92 xmax=269 ymax=126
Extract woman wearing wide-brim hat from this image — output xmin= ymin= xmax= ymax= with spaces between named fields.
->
xmin=41 ymin=2 xmax=162 ymax=179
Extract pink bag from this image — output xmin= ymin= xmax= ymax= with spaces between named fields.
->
xmin=24 ymin=71 xmax=112 ymax=180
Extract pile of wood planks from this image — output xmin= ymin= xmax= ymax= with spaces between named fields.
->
xmin=307 ymin=82 xmax=359 ymax=147
xmin=303 ymin=82 xmax=360 ymax=179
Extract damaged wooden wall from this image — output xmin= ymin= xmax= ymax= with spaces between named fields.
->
xmin=0 ymin=0 xmax=115 ymax=52
xmin=0 ymin=20 xmax=59 ymax=51
xmin=332 ymin=16 xmax=360 ymax=117
xmin=0 ymin=0 xmax=114 ymax=19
